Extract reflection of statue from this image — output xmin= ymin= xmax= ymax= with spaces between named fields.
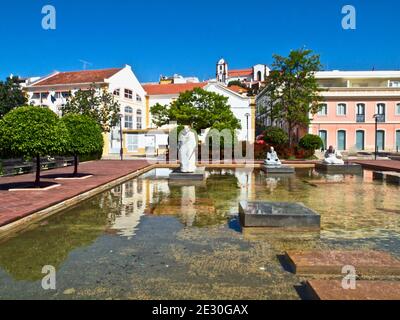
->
xmin=178 ymin=126 xmax=197 ymax=173
xmin=181 ymin=186 xmax=196 ymax=226
xmin=266 ymin=177 xmax=279 ymax=192
xmin=325 ymin=174 xmax=345 ymax=183
xmin=264 ymin=147 xmax=282 ymax=166
xmin=323 ymin=146 xmax=344 ymax=165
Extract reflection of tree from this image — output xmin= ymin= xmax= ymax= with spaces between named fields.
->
xmin=205 ymin=172 xmax=240 ymax=204
xmin=0 ymin=195 xmax=110 ymax=281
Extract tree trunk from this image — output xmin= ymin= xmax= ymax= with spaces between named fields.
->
xmin=35 ymin=154 xmax=41 ymax=188
xmin=73 ymin=154 xmax=79 ymax=176
xmin=288 ymin=122 xmax=293 ymax=147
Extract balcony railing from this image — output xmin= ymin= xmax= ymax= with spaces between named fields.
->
xmin=356 ymin=114 xmax=365 ymax=123
xmin=376 ymin=114 xmax=386 ymax=123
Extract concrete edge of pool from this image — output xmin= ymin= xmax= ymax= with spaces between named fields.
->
xmin=0 ymin=162 xmax=316 ymax=241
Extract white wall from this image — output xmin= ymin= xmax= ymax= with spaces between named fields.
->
xmin=107 ymin=65 xmax=146 ymax=129
xmin=204 ymin=83 xmax=253 ymax=141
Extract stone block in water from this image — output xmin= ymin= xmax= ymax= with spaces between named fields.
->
xmin=169 ymin=167 xmax=206 ymax=181
xmin=239 ymin=201 xmax=320 ymax=230
xmin=315 ymin=163 xmax=363 ymax=174
xmin=261 ymin=165 xmax=295 ymax=174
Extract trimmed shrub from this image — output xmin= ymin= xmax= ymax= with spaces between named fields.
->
xmin=0 ymin=106 xmax=69 ymax=186
xmin=299 ymin=134 xmax=323 ymax=151
xmin=62 ymin=114 xmax=104 ymax=175
xmin=262 ymin=126 xmax=289 ymax=146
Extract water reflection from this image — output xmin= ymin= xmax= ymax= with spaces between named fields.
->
xmin=106 ymin=180 xmax=146 ymax=239
xmin=0 ymin=167 xmax=399 ymax=284
xmin=146 ymin=170 xmax=240 ymax=227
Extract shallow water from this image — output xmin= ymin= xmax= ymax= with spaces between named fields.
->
xmin=0 ymin=168 xmax=399 ymax=299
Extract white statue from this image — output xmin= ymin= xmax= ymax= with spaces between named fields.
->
xmin=323 ymin=146 xmax=344 ymax=165
xmin=178 ymin=125 xmax=197 ymax=173
xmin=265 ymin=146 xmax=282 ymax=166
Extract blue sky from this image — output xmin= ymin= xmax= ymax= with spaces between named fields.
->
xmin=1 ymin=0 xmax=399 ymax=82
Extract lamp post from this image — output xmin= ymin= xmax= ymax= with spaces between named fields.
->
xmin=119 ymin=113 xmax=124 ymax=161
xmin=245 ymin=113 xmax=250 ymax=142
xmin=373 ymin=114 xmax=379 ymax=160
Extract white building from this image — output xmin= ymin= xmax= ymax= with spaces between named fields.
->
xmin=159 ymin=74 xmax=200 ymax=84
xmin=24 ymin=65 xmax=147 ymax=156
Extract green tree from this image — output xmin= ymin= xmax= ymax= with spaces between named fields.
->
xmin=265 ymin=48 xmax=323 ymax=146
xmin=63 ymin=86 xmax=120 ymax=132
xmin=0 ymin=76 xmax=28 ymax=118
xmin=228 ymin=80 xmax=247 ymax=88
xmin=150 ymin=88 xmax=241 ymax=134
xmin=62 ymin=114 xmax=104 ymax=176
xmin=0 ymin=106 xmax=69 ymax=187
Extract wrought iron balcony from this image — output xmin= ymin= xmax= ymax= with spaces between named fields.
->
xmin=376 ymin=114 xmax=386 ymax=123
xmin=356 ymin=114 xmax=365 ymax=123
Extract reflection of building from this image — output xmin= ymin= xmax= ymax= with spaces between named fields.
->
xmin=23 ymin=65 xmax=147 ymax=157
xmin=107 ymin=179 xmax=147 ymax=238
xmin=106 ymin=174 xmax=172 ymax=238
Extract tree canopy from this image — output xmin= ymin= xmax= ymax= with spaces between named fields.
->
xmin=262 ymin=48 xmax=323 ymax=145
xmin=0 ymin=106 xmax=69 ymax=186
xmin=0 ymin=76 xmax=28 ymax=118
xmin=62 ymin=114 xmax=104 ymax=175
xmin=150 ymin=88 xmax=241 ymax=134
xmin=63 ymin=86 xmax=120 ymax=132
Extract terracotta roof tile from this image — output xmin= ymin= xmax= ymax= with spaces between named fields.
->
xmin=32 ymin=68 xmax=123 ymax=86
xmin=142 ymin=82 xmax=207 ymax=95
xmin=228 ymin=68 xmax=253 ymax=77
xmin=227 ymin=85 xmax=249 ymax=94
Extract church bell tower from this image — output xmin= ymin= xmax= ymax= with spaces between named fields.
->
xmin=216 ymin=58 xmax=228 ymax=84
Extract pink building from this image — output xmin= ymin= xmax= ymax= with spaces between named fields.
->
xmin=309 ymin=71 xmax=400 ymax=152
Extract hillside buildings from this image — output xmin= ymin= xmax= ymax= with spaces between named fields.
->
xmin=22 ymin=58 xmax=400 ymax=156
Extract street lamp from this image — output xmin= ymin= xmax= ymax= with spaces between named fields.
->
xmin=119 ymin=113 xmax=124 ymax=161
xmin=245 ymin=113 xmax=250 ymax=142
xmin=373 ymin=114 xmax=379 ymax=160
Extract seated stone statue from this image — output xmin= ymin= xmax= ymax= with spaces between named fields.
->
xmin=323 ymin=146 xmax=345 ymax=165
xmin=265 ymin=147 xmax=282 ymax=166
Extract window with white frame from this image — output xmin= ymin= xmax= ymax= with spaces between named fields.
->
xmin=62 ymin=92 xmax=71 ymax=98
xmin=136 ymin=94 xmax=142 ymax=102
xmin=124 ymin=106 xmax=133 ymax=129
xmin=113 ymin=88 xmax=120 ymax=96
xmin=136 ymin=110 xmax=142 ymax=129
xmin=376 ymin=103 xmax=386 ymax=114
xmin=337 ymin=103 xmax=347 ymax=116
xmin=317 ymin=103 xmax=328 ymax=116
xmin=126 ymin=134 xmax=139 ymax=152
xmin=396 ymin=103 xmax=400 ymax=115
xmin=124 ymin=89 xmax=133 ymax=99
xmin=356 ymin=103 xmax=365 ymax=115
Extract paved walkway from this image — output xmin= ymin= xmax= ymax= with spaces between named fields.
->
xmin=353 ymin=160 xmax=400 ymax=172
xmin=0 ymin=160 xmax=150 ymax=227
